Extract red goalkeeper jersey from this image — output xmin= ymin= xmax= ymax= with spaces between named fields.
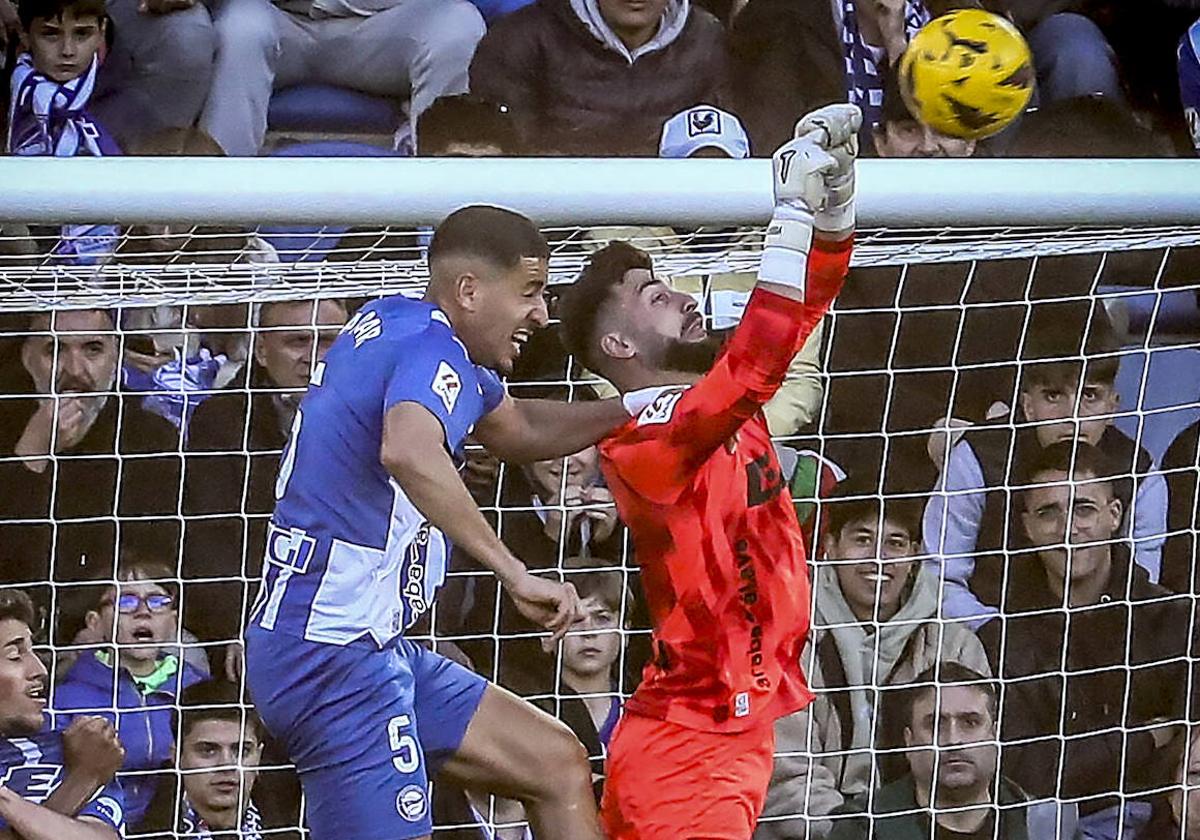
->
xmin=599 ymin=237 xmax=852 ymax=734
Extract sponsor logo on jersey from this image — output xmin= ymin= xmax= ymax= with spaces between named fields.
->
xmin=396 ymin=784 xmax=428 ymax=822
xmin=746 ymin=453 xmax=784 ymax=508
xmin=636 ymin=389 xmax=684 ymax=427
xmin=341 ymin=309 xmax=383 ymax=348
xmin=89 ymin=795 xmax=124 ymax=828
xmin=432 ymin=362 xmax=462 ymax=414
xmin=734 ymin=691 xmax=750 ymax=718
xmin=402 ymin=525 xmax=431 ymax=620
xmin=0 ymin=764 xmax=62 ymax=804
xmin=266 ymin=524 xmax=316 ymax=573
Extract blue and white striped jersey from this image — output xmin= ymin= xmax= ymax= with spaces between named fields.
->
xmin=0 ymin=723 xmax=125 ymax=834
xmin=249 ymin=297 xmax=505 ymax=647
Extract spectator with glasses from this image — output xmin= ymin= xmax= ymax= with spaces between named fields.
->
xmin=53 ymin=556 xmax=208 ymax=831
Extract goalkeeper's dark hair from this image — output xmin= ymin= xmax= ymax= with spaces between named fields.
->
xmin=559 ymin=241 xmax=654 ymax=373
xmin=0 ymin=589 xmax=37 ymax=632
xmin=901 ymin=662 xmax=999 ymax=727
xmin=178 ymin=680 xmax=263 ymax=743
xmin=428 ymin=205 xmax=549 ymax=271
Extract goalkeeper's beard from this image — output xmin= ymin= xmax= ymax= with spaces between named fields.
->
xmin=659 ymin=334 xmax=723 ymax=376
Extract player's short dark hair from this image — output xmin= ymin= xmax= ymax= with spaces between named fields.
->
xmin=417 ymin=94 xmax=521 ymax=157
xmin=558 ymin=241 xmax=654 ymax=373
xmin=427 ymin=205 xmax=549 ymax=273
xmin=1008 ymin=96 xmax=1170 ymax=158
xmin=19 ymin=0 xmax=104 ymax=30
xmin=822 ymin=477 xmax=923 ymax=545
xmin=0 ymin=589 xmax=37 ymax=631
xmin=902 ymin=662 xmax=998 ymax=727
xmin=1020 ymin=300 xmax=1120 ymax=391
xmin=1019 ymin=440 xmax=1115 ymax=500
xmin=178 ymin=680 xmax=263 ymax=744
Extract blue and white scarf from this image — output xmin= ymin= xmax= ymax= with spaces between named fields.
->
xmin=6 ymin=53 xmax=118 ymax=157
xmin=840 ymin=0 xmax=930 ymax=132
xmin=178 ymin=799 xmax=263 ymax=839
xmin=6 ymin=52 xmax=121 ymax=263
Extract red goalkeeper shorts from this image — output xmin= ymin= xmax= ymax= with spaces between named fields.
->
xmin=600 ymin=712 xmax=776 ymax=840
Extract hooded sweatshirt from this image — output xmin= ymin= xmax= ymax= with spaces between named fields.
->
xmin=757 ymin=563 xmax=990 ymax=840
xmin=54 ymin=649 xmax=208 ymax=828
xmin=469 ymin=0 xmax=728 ymax=155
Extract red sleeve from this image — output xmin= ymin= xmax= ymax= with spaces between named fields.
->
xmin=605 ymin=237 xmax=852 ymax=505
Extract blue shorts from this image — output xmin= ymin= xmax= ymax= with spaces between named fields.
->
xmin=244 ymin=627 xmax=487 ymax=840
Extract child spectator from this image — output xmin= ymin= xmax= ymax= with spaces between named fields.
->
xmin=978 ymin=442 xmax=1190 ymax=839
xmin=53 ymin=557 xmax=208 ymax=829
xmin=923 ymin=300 xmax=1168 ymax=626
xmin=469 ymin=0 xmax=729 ymax=155
xmin=760 ymin=481 xmax=990 ymax=840
xmin=0 ymin=588 xmax=127 ymax=839
xmin=417 ymin=93 xmax=522 ymax=157
xmin=8 ymin=0 xmax=120 ymax=264
xmin=505 ymin=557 xmax=635 ymax=803
xmin=139 ymin=680 xmax=267 ymax=839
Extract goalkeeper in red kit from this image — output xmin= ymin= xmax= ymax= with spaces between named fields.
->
xmin=557 ymin=103 xmax=861 ymax=840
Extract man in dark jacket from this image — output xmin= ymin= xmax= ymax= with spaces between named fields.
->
xmin=979 ymin=441 xmax=1191 ymax=840
xmin=468 ymin=0 xmax=729 ymax=155
xmin=0 ymin=308 xmax=181 ymax=643
xmin=828 ymin=663 xmax=1070 ymax=840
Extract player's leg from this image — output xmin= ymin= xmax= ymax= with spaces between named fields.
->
xmin=407 ymin=642 xmax=602 ymax=840
xmin=244 ymin=628 xmax=434 ymax=840
xmin=602 ymin=713 xmax=776 ymax=840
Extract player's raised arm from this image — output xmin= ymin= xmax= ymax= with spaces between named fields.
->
xmin=473 ymin=394 xmax=630 ymax=464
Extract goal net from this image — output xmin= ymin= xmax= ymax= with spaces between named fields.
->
xmin=2 ymin=156 xmax=1200 ymax=839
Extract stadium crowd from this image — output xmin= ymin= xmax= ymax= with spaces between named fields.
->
xmin=2 ymin=0 xmax=1200 ymax=838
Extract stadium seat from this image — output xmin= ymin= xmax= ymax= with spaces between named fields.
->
xmin=267 ymin=84 xmax=404 ymax=148
xmin=259 ymin=141 xmax=399 ymax=262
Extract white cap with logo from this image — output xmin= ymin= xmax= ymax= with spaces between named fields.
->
xmin=658 ymin=105 xmax=751 ymax=159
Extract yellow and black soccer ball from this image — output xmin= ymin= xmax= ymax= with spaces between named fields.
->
xmin=898 ymin=9 xmax=1035 ymax=140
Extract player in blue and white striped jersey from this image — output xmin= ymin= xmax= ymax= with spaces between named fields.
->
xmin=245 ymin=206 xmax=628 ymax=840
xmin=0 ymin=589 xmax=126 ymax=840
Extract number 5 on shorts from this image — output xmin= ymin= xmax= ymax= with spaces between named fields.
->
xmin=388 ymin=714 xmax=421 ymax=774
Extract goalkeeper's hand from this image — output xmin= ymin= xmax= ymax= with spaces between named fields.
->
xmin=772 ymin=103 xmax=861 ymax=239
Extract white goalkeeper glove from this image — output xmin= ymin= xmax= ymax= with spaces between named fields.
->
xmin=782 ymin=104 xmax=861 ymax=236
xmin=759 ymin=104 xmax=861 ymax=291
